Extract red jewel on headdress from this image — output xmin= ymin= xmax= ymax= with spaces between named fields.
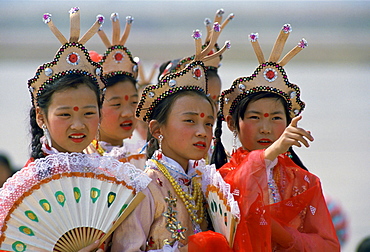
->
xmin=67 ymin=52 xmax=80 ymax=65
xmin=193 ymin=67 xmax=202 ymax=79
xmin=266 ymin=70 xmax=275 ymax=80
xmin=263 ymin=68 xmax=277 ymax=82
xmin=114 ymin=52 xmax=124 ymax=62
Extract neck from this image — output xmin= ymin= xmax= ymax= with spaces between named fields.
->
xmin=99 ymin=136 xmax=123 ymax=147
xmin=160 ymin=152 xmax=188 ymax=173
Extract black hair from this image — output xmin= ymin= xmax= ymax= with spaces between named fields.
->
xmin=30 ymin=74 xmax=102 ymax=160
xmin=105 ymin=74 xmax=137 ymax=90
xmin=0 ymin=153 xmax=12 ymax=174
xmin=157 ymin=59 xmax=181 ymax=82
xmin=146 ymin=90 xmax=215 ymax=159
xmin=211 ymin=91 xmax=308 ymax=170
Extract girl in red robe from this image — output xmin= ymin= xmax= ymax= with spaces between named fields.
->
xmin=191 ymin=24 xmax=340 ymax=251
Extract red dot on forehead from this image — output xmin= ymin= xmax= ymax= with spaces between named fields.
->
xmin=73 ymin=106 xmax=79 ymax=111
xmin=264 ymin=113 xmax=269 ymax=117
xmin=200 ymin=113 xmax=205 ymax=118
xmin=125 ymin=95 xmax=129 ymax=101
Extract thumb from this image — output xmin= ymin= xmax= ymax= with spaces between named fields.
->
xmin=290 ymin=115 xmax=302 ymax=128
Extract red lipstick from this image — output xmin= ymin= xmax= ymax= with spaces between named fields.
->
xmin=257 ymin=138 xmax=272 ymax=146
xmin=69 ymin=133 xmax=85 ymax=143
xmin=120 ymin=120 xmax=133 ymax=130
xmin=194 ymin=141 xmax=207 ymax=150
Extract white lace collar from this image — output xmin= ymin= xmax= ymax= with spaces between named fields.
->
xmin=99 ymin=139 xmax=146 ymax=159
xmin=151 ymin=151 xmax=197 ymax=180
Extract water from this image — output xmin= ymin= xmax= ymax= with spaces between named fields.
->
xmin=1 ymin=1 xmax=370 ymax=251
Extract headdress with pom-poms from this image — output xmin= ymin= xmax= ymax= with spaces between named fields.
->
xmin=158 ymin=8 xmax=234 ymax=80
xmin=28 ymin=7 xmax=106 ymax=107
xmin=97 ymin=13 xmax=138 ymax=80
xmin=219 ymin=24 xmax=307 ymax=120
xmin=136 ymin=29 xmax=231 ymax=122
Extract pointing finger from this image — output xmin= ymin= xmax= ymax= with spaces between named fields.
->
xmin=290 ymin=115 xmax=302 ymax=128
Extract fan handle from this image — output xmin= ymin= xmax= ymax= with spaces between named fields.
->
xmin=98 ymin=192 xmax=146 ymax=247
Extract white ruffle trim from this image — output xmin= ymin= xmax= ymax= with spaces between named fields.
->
xmin=197 ymin=164 xmax=240 ymax=219
xmin=0 ymin=152 xmax=151 ymax=232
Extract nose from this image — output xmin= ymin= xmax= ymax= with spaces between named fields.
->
xmin=120 ymin=105 xmax=134 ymax=118
xmin=196 ymin=124 xmax=208 ymax=138
xmin=259 ymin=120 xmax=271 ymax=134
xmin=70 ymin=118 xmax=85 ymax=130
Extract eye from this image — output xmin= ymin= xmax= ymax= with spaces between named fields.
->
xmin=247 ymin=115 xmax=259 ymax=120
xmin=272 ymin=116 xmax=283 ymax=120
xmin=206 ymin=122 xmax=214 ymax=127
xmin=184 ymin=119 xmax=195 ymax=123
xmin=85 ymin=111 xmax=97 ymax=116
xmin=111 ymin=103 xmax=121 ymax=107
xmin=58 ymin=113 xmax=71 ymax=117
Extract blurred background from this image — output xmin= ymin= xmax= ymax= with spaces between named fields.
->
xmin=1 ymin=0 xmax=369 ymax=251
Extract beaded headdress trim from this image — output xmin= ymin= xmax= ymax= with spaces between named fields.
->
xmin=219 ymin=24 xmax=307 ymax=119
xmin=97 ymin=13 xmax=138 ymax=79
xmin=136 ymin=28 xmax=231 ymax=122
xmin=28 ymin=7 xmax=106 ymax=107
xmin=158 ymin=9 xmax=233 ymax=79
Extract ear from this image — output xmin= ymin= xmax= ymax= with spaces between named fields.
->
xmin=148 ymin=120 xmax=162 ymax=139
xmin=226 ymin=115 xmax=236 ymax=132
xmin=35 ymin=107 xmax=45 ymax=129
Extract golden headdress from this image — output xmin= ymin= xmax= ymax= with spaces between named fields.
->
xmin=136 ymin=28 xmax=231 ymax=122
xmin=219 ymin=24 xmax=307 ymax=119
xmin=28 ymin=7 xmax=106 ymax=107
xmin=158 ymin=9 xmax=234 ymax=80
xmin=97 ymin=13 xmax=138 ymax=79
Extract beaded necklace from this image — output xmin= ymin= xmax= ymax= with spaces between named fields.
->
xmin=151 ymin=159 xmax=204 ymax=224
xmin=155 ymin=157 xmax=196 ymax=182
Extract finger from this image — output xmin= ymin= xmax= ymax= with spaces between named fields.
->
xmin=284 ymin=131 xmax=310 ymax=148
xmin=287 ymin=127 xmax=314 ymax=142
xmin=306 ymin=130 xmax=314 ymax=141
xmin=290 ymin=116 xmax=302 ymax=128
xmin=296 ymin=129 xmax=314 ymax=142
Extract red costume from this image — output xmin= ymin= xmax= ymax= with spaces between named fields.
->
xmin=217 ymin=148 xmax=340 ymax=251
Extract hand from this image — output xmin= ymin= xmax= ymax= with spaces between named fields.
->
xmin=78 ymin=240 xmax=104 ymax=252
xmin=271 ymin=219 xmax=294 ymax=248
xmin=265 ymin=116 xmax=314 ymax=161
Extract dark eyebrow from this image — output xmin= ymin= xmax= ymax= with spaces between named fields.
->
xmin=107 ymin=94 xmax=138 ymax=102
xmin=182 ymin=112 xmax=214 ymax=120
xmin=56 ymin=105 xmax=97 ymax=110
xmin=246 ymin=110 xmax=284 ymax=115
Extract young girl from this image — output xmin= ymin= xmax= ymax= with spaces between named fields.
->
xmin=211 ymin=24 xmax=340 ymax=251
xmin=86 ymin=12 xmax=146 ymax=168
xmin=109 ymin=27 xmax=231 ymax=252
xmin=0 ymin=8 xmax=150 ymax=252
